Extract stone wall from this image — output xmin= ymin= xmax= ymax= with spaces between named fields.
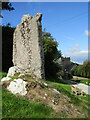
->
xmin=13 ymin=13 xmax=45 ymax=79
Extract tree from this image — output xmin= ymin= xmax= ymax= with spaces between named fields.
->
xmin=0 ymin=2 xmax=14 ymax=18
xmin=2 ymin=2 xmax=14 ymax=11
xmin=42 ymin=29 xmax=62 ymax=78
xmin=72 ymin=60 xmax=90 ymax=78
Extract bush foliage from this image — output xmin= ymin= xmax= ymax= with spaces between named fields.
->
xmin=71 ymin=60 xmax=90 ymax=78
xmin=42 ymin=30 xmax=61 ymax=78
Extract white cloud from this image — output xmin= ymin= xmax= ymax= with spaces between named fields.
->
xmin=64 ymin=44 xmax=88 ymax=64
xmin=85 ymin=30 xmax=90 ymax=37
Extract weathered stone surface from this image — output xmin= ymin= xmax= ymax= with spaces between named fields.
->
xmin=13 ymin=13 xmax=45 ymax=79
xmin=43 ymin=82 xmax=48 ymax=87
xmin=7 ymin=79 xmax=27 ymax=96
xmin=7 ymin=66 xmax=19 ymax=77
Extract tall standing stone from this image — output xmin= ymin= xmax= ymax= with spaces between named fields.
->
xmin=13 ymin=13 xmax=45 ymax=79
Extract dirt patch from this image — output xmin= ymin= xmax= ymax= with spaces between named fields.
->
xmin=1 ymin=81 xmax=10 ymax=88
xmin=25 ymin=80 xmax=85 ymax=118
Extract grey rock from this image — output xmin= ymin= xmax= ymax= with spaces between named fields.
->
xmin=1 ymin=77 xmax=12 ymax=82
xmin=7 ymin=66 xmax=19 ymax=77
xmin=18 ymin=73 xmax=25 ymax=77
xmin=44 ymin=83 xmax=48 ymax=87
xmin=39 ymin=82 xmax=45 ymax=88
xmin=52 ymin=98 xmax=59 ymax=105
xmin=13 ymin=13 xmax=45 ymax=79
xmin=26 ymin=81 xmax=37 ymax=89
xmin=45 ymin=93 xmax=48 ymax=97
xmin=43 ymin=97 xmax=46 ymax=100
xmin=53 ymin=88 xmax=60 ymax=95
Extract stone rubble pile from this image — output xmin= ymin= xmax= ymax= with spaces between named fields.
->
xmin=1 ymin=68 xmax=48 ymax=96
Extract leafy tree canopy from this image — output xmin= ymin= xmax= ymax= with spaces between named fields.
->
xmin=0 ymin=2 xmax=14 ymax=18
xmin=72 ymin=60 xmax=90 ymax=78
xmin=2 ymin=2 xmax=14 ymax=11
xmin=42 ymin=29 xmax=61 ymax=61
xmin=42 ymin=29 xmax=62 ymax=78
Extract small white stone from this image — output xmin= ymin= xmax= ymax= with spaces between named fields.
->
xmin=18 ymin=73 xmax=25 ymax=77
xmin=52 ymin=99 xmax=54 ymax=103
xmin=44 ymin=83 xmax=48 ymax=87
xmin=45 ymin=93 xmax=48 ymax=97
xmin=53 ymin=88 xmax=60 ymax=94
xmin=1 ymin=77 xmax=11 ymax=82
xmin=86 ymin=82 xmax=88 ymax=85
xmin=55 ymin=102 xmax=58 ymax=105
xmin=43 ymin=97 xmax=46 ymax=100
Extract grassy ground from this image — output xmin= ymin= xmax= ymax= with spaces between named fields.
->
xmin=2 ymin=88 xmax=60 ymax=118
xmin=80 ymin=79 xmax=90 ymax=86
xmin=0 ymin=72 xmax=7 ymax=80
xmin=0 ymin=72 xmax=89 ymax=118
xmin=72 ymin=79 xmax=90 ymax=86
xmin=47 ymin=80 xmax=89 ymax=116
xmin=0 ymin=73 xmax=68 ymax=118
xmin=72 ymin=76 xmax=90 ymax=86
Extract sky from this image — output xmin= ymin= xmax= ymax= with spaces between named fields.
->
xmin=2 ymin=2 xmax=89 ymax=64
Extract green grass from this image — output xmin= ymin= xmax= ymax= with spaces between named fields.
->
xmin=1 ymin=72 xmax=89 ymax=118
xmin=47 ymin=80 xmax=89 ymax=116
xmin=0 ymin=72 xmax=68 ymax=119
xmin=2 ymin=88 xmax=60 ymax=118
xmin=8 ymin=72 xmax=20 ymax=80
xmin=0 ymin=72 xmax=7 ymax=80
xmin=80 ymin=79 xmax=90 ymax=86
xmin=47 ymin=81 xmax=81 ymax=104
xmin=71 ymin=77 xmax=90 ymax=86
xmin=60 ymin=113 xmax=68 ymax=118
